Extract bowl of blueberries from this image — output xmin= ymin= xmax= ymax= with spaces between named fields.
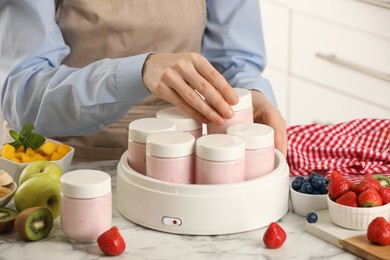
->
xmin=290 ymin=172 xmax=329 ymax=217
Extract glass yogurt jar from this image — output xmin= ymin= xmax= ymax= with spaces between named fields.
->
xmin=206 ymin=88 xmax=253 ymax=134
xmin=146 ymin=131 xmax=195 ymax=184
xmin=195 ymin=134 xmax=245 ymax=184
xmin=156 ymin=107 xmax=203 ymax=139
xmin=227 ymin=123 xmax=275 ymax=180
xmin=60 ymin=170 xmax=112 ymax=243
xmin=128 ymin=118 xmax=176 ymax=175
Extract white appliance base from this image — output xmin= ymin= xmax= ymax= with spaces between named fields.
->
xmin=116 ymin=150 xmax=289 ymax=235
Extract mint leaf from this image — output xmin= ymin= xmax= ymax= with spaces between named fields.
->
xmin=24 ymin=132 xmax=46 ymax=150
xmin=19 ymin=123 xmax=35 ymax=140
xmin=9 ymin=130 xmax=19 ymax=142
xmin=7 ymin=123 xmax=46 ymax=150
xmin=9 ymin=140 xmax=21 ymax=149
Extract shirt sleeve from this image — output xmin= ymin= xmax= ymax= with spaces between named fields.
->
xmin=0 ymin=0 xmax=151 ymax=137
xmin=202 ymin=0 xmax=276 ymax=105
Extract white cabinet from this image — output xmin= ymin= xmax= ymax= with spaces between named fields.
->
xmin=289 ymin=78 xmax=390 ymax=125
xmin=261 ymin=0 xmax=390 ymax=126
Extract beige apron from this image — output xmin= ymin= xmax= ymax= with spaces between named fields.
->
xmin=53 ymin=0 xmax=207 ymax=161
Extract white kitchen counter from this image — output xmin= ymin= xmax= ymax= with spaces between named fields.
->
xmin=0 ymin=160 xmax=361 ymax=260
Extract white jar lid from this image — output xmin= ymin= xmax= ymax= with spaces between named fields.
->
xmin=60 ymin=170 xmax=111 ymax=199
xmin=147 ymin=131 xmax=195 ymax=158
xmin=231 ymin=88 xmax=252 ymax=112
xmin=156 ymin=107 xmax=201 ymax=131
xmin=227 ymin=123 xmax=274 ymax=149
xmin=196 ymin=134 xmax=245 ymax=161
xmin=129 ymin=118 xmax=176 ymax=143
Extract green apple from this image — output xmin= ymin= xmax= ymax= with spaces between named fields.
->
xmin=14 ymin=176 xmax=61 ymax=219
xmin=19 ymin=160 xmax=63 ymax=186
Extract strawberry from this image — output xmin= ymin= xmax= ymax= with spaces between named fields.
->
xmin=328 ymin=171 xmax=353 ymax=200
xmin=97 ymin=226 xmax=126 ymax=256
xmin=357 ymin=187 xmax=383 ymax=207
xmin=263 ymin=222 xmax=287 ymax=249
xmin=367 ymin=217 xmax=390 ymax=246
xmin=335 ymin=191 xmax=358 ymax=207
xmin=378 ymin=187 xmax=390 ymax=205
xmin=353 ymin=174 xmax=382 ymax=195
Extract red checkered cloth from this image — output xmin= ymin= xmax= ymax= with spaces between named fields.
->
xmin=287 ymin=118 xmax=390 ymax=183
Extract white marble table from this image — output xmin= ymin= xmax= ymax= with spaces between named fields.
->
xmin=0 ymin=160 xmax=361 ymax=260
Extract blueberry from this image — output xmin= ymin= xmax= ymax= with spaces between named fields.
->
xmin=319 ymin=183 xmax=328 ymax=194
xmin=291 ymin=179 xmax=302 ymax=191
xmin=306 ymin=212 xmax=318 ymax=223
xmin=300 ymin=182 xmax=313 ymax=194
xmin=308 ymin=172 xmax=320 ymax=182
xmin=311 ymin=176 xmax=324 ymax=189
xmin=295 ymin=176 xmax=305 ymax=182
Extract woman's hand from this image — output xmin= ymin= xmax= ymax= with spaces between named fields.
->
xmin=142 ymin=53 xmax=238 ymax=125
xmin=251 ymin=90 xmax=288 ymax=157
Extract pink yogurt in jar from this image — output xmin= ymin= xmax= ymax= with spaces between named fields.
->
xmin=207 ymin=88 xmax=253 ymax=134
xmin=156 ymin=107 xmax=203 ymax=139
xmin=195 ymin=134 xmax=245 ymax=184
xmin=128 ymin=118 xmax=176 ymax=175
xmin=227 ymin=123 xmax=275 ymax=180
xmin=60 ymin=170 xmax=112 ymax=243
xmin=146 ymin=131 xmax=195 ymax=184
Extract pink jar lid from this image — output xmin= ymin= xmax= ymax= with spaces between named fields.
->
xmin=231 ymin=88 xmax=252 ymax=112
xmin=196 ymin=134 xmax=245 ymax=161
xmin=156 ymin=107 xmax=202 ymax=131
xmin=60 ymin=170 xmax=111 ymax=199
xmin=128 ymin=118 xmax=176 ymax=143
xmin=146 ymin=131 xmax=195 ymax=158
xmin=227 ymin=123 xmax=274 ymax=149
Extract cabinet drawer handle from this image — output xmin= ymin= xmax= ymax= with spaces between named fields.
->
xmin=358 ymin=0 xmax=390 ymax=9
xmin=316 ymin=53 xmax=390 ymax=83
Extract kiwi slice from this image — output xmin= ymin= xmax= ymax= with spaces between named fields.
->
xmin=0 ymin=207 xmax=18 ymax=234
xmin=373 ymin=174 xmax=390 ymax=187
xmin=15 ymin=207 xmax=53 ymax=241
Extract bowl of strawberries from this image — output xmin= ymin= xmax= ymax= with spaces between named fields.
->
xmin=327 ymin=171 xmax=390 ymax=230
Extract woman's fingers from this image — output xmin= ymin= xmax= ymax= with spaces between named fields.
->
xmin=143 ymin=53 xmax=238 ymax=124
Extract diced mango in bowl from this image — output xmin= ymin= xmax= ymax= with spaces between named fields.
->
xmin=0 ymin=142 xmax=72 ymax=163
xmin=0 ymin=123 xmax=73 ymax=163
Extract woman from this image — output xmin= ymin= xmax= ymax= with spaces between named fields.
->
xmin=0 ymin=0 xmax=286 ymax=161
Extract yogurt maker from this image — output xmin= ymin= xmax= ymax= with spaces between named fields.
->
xmin=116 ymin=149 xmax=289 ymax=235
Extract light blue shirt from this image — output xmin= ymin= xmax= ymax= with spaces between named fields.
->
xmin=0 ymin=0 xmax=275 ymax=137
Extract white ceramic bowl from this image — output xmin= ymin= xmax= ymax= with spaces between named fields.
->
xmin=327 ymin=195 xmax=390 ymax=230
xmin=290 ymin=186 xmax=328 ymax=217
xmin=0 ymin=140 xmax=74 ymax=183
xmin=0 ymin=181 xmax=17 ymax=207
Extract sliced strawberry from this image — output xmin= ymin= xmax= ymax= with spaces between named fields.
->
xmin=367 ymin=217 xmax=390 ymax=246
xmin=97 ymin=226 xmax=126 ymax=256
xmin=357 ymin=187 xmax=383 ymax=207
xmin=263 ymin=222 xmax=287 ymax=249
xmin=328 ymin=171 xmax=353 ymax=201
xmin=378 ymin=187 xmax=390 ymax=205
xmin=335 ymin=191 xmax=358 ymax=207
